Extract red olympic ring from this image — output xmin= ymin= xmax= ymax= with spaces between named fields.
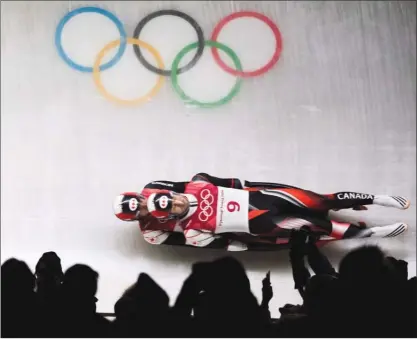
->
xmin=210 ymin=11 xmax=283 ymax=78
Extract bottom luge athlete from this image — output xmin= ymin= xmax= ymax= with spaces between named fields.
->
xmin=113 ymin=173 xmax=410 ymax=251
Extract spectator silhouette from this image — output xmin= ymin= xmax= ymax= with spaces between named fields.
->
xmin=173 ymin=267 xmax=203 ymax=336
xmin=260 ymin=271 xmax=273 ymax=321
xmin=190 ymin=256 xmax=264 ymax=337
xmin=1 ymin=258 xmax=39 ymax=337
xmin=406 ymin=276 xmax=417 ymax=336
xmin=35 ymin=251 xmax=64 ymax=337
xmin=113 ymin=272 xmax=171 ymax=337
xmin=35 ymin=251 xmax=63 ymax=299
xmin=59 ymin=264 xmax=110 ymax=337
xmin=277 ymin=229 xmax=339 ymax=337
xmin=337 ymin=245 xmax=404 ymax=337
xmin=1 ymin=244 xmax=415 ymax=338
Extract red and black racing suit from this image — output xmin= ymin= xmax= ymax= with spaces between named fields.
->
xmin=140 ymin=173 xmax=375 ymax=251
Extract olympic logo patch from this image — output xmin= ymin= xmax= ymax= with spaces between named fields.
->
xmin=198 ymin=189 xmax=215 ymax=222
xmin=55 ymin=7 xmax=283 ymax=108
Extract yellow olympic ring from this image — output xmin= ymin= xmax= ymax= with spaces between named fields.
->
xmin=93 ymin=38 xmax=165 ymax=106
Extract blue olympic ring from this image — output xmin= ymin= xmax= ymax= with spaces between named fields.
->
xmin=55 ymin=6 xmax=127 ymax=73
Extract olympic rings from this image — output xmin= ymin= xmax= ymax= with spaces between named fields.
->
xmin=211 ymin=11 xmax=283 ymax=78
xmin=55 ymin=6 xmax=283 ymax=107
xmin=198 ymin=189 xmax=214 ymax=222
xmin=171 ymin=40 xmax=243 ymax=108
xmin=93 ymin=38 xmax=165 ymax=106
xmin=200 ymin=189 xmax=214 ymax=203
xmin=133 ymin=10 xmax=205 ymax=76
xmin=55 ymin=7 xmax=127 ymax=73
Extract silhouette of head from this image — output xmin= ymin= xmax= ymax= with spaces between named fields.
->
xmin=1 ymin=258 xmax=35 ymax=296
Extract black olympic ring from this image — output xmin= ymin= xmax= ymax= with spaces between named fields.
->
xmin=132 ymin=9 xmax=205 ymax=77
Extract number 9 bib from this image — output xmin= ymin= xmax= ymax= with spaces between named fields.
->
xmin=215 ymin=187 xmax=249 ymax=234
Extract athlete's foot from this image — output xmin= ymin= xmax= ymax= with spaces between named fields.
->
xmin=373 ymin=195 xmax=410 ymax=210
xmin=367 ymin=222 xmax=408 ymax=238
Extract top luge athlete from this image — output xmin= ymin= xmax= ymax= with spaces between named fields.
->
xmin=113 ymin=173 xmax=410 ymax=251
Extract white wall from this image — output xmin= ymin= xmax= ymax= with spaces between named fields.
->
xmin=1 ymin=1 xmax=415 ymax=317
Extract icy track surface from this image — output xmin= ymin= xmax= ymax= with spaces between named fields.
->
xmin=1 ymin=1 xmax=416 ymax=318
